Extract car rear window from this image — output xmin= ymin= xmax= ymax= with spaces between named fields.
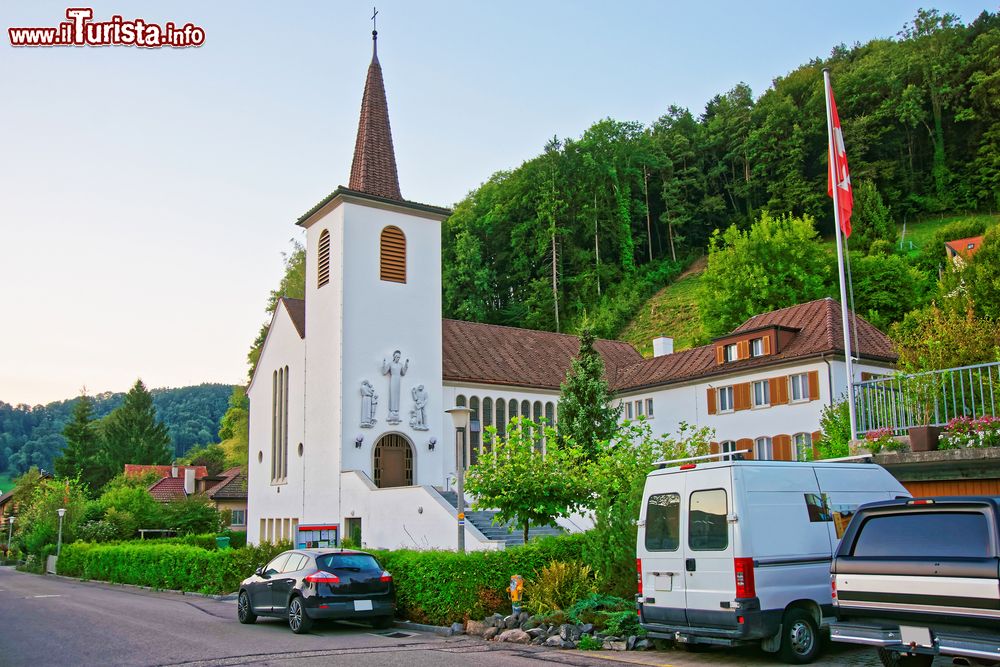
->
xmin=689 ymin=489 xmax=728 ymax=551
xmin=316 ymin=553 xmax=382 ymax=572
xmin=852 ymin=511 xmax=992 ymax=558
xmin=645 ymin=493 xmax=680 ymax=551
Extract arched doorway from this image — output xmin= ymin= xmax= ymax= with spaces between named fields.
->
xmin=373 ymin=433 xmax=414 ymax=488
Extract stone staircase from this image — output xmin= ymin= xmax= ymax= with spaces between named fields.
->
xmin=436 ymin=489 xmax=565 ymax=547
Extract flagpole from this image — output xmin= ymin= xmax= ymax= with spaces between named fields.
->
xmin=823 ymin=68 xmax=859 ymax=442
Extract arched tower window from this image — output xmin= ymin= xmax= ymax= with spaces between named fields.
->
xmin=317 ymin=229 xmax=331 ymax=288
xmin=380 ymin=226 xmax=406 ymax=283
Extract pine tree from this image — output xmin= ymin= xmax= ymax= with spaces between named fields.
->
xmin=557 ymin=329 xmax=621 ymax=458
xmin=54 ymin=394 xmax=101 ymax=487
xmin=851 ymin=181 xmax=895 ymax=254
xmin=102 ymin=380 xmax=173 ymax=478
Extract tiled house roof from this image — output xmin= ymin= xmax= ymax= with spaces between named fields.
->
xmin=348 ymin=34 xmax=401 ymax=201
xmin=613 ymin=298 xmax=896 ymax=392
xmin=148 ymin=476 xmax=188 ymax=502
xmin=944 ymin=235 xmax=984 ymax=259
xmin=125 ymin=464 xmax=207 ymax=480
xmin=207 ymin=467 xmax=247 ymax=500
xmin=442 ymin=319 xmax=643 ymax=391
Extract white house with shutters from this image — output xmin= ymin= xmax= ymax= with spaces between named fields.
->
xmin=245 ymin=32 xmax=897 ymax=551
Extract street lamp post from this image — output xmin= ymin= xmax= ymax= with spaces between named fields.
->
xmin=5 ymin=515 xmax=15 ymax=556
xmin=446 ymin=406 xmax=472 ymax=554
xmin=56 ymin=508 xmax=66 ymax=558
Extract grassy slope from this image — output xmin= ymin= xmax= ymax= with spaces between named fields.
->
xmin=618 ymin=213 xmax=1000 ymax=357
xmin=0 ymin=472 xmax=14 ymax=495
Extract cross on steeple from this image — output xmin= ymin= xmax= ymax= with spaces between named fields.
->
xmin=371 ymin=6 xmax=378 ymax=36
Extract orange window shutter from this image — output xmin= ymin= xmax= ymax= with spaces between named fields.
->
xmin=811 ymin=430 xmax=823 ymax=443
xmin=737 ymin=438 xmax=754 ymax=459
xmin=774 ymin=434 xmax=791 ymax=460
xmin=715 ymin=346 xmax=725 ymax=365
xmin=769 ymin=377 xmax=786 ymax=405
xmin=762 ymin=335 xmax=772 ymax=355
xmin=735 ymin=383 xmax=751 ymax=411
xmin=707 ymin=388 xmax=717 ymax=415
xmin=737 ymin=340 xmax=748 ymax=359
xmin=709 ymin=441 xmax=720 ymax=455
xmin=808 ymin=370 xmax=820 ymax=401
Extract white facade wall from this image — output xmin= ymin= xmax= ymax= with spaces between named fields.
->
xmin=246 ymin=304 xmax=306 ymax=544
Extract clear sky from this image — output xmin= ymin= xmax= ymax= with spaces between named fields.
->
xmin=0 ymin=1 xmax=991 ymax=406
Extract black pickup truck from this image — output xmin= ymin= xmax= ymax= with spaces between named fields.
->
xmin=829 ymin=496 xmax=1000 ymax=667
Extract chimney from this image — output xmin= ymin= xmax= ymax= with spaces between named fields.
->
xmin=183 ymin=468 xmax=195 ymax=495
xmin=171 ymin=464 xmax=178 ymax=478
xmin=653 ymin=336 xmax=674 ymax=357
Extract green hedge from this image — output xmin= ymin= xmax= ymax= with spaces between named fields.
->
xmin=372 ymin=533 xmax=586 ymax=625
xmin=57 ymin=541 xmax=288 ymax=594
xmin=57 ymin=533 xmax=585 ymax=624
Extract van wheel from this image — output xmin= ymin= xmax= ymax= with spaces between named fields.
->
xmin=779 ymin=609 xmax=820 ymax=664
xmin=876 ymin=648 xmax=933 ymax=667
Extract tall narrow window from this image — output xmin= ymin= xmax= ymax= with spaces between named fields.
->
xmin=317 ymin=229 xmax=331 ymax=288
xmin=496 ymin=399 xmax=507 ymax=438
xmin=469 ymin=397 xmax=480 ymax=465
xmin=456 ymin=394 xmax=466 ymax=407
xmin=720 ymin=440 xmax=737 ymax=461
xmin=508 ymin=399 xmax=517 ymax=422
xmin=281 ymin=366 xmax=289 ymax=479
xmin=482 ymin=398 xmax=493 ymax=453
xmin=379 ymin=226 xmax=406 ymax=283
xmin=755 ymin=436 xmax=773 ymax=460
xmin=271 ymin=371 xmax=278 ymax=481
xmin=793 ymin=432 xmax=812 ymax=461
xmin=545 ymin=402 xmax=555 ymax=427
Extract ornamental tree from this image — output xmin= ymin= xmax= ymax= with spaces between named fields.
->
xmin=464 ymin=417 xmax=588 ymax=545
xmin=557 ymin=328 xmax=621 ymax=459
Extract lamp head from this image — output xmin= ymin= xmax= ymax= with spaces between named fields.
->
xmin=354 ymin=434 xmax=364 ymax=448
xmin=428 ymin=437 xmax=437 ymax=451
xmin=56 ymin=508 xmax=66 ymax=518
xmin=446 ymin=406 xmax=472 ymax=431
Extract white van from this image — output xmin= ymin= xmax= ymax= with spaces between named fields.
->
xmin=636 ymin=457 xmax=909 ymax=664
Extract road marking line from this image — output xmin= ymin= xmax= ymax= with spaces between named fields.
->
xmin=31 ymin=594 xmax=62 ymax=598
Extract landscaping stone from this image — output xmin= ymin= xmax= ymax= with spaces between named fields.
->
xmin=498 ymin=629 xmax=531 ymax=644
xmin=503 ymin=614 xmax=518 ymax=629
xmin=546 ymin=625 xmax=560 ymax=637
xmin=526 ymin=628 xmax=545 ymax=639
xmin=482 ymin=627 xmax=499 ymax=641
xmin=449 ymin=622 xmax=465 ymax=636
xmin=579 ymin=623 xmax=594 ymax=635
xmin=634 ymin=638 xmax=652 ymax=651
xmin=561 ymin=640 xmax=577 ymax=649
xmin=626 ymin=635 xmax=637 ymax=651
xmin=517 ymin=611 xmax=530 ymax=625
xmin=559 ymin=623 xmax=581 ymax=641
xmin=603 ymin=639 xmax=627 ymax=651
xmin=531 ymin=636 xmax=545 ymax=645
xmin=486 ymin=613 xmax=503 ymax=627
xmin=465 ymin=620 xmax=486 ymax=636
xmin=544 ymin=635 xmax=564 ymax=647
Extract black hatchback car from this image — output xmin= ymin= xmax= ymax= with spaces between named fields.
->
xmin=237 ymin=549 xmax=395 ymax=633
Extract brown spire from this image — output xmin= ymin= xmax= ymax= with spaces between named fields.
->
xmin=348 ymin=28 xmax=402 ymax=201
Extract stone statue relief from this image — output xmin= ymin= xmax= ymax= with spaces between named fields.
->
xmin=360 ymin=380 xmax=378 ymax=428
xmin=410 ymin=384 xmax=429 ymax=431
xmin=381 ymin=350 xmax=409 ymax=425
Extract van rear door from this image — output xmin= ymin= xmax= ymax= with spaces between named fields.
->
xmin=683 ymin=467 xmax=736 ymax=628
xmin=640 ymin=473 xmax=688 ymax=625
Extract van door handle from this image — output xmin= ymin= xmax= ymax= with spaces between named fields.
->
xmin=685 ymin=558 xmax=696 ymax=572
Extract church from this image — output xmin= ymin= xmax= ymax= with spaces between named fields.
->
xmin=246 ymin=30 xmax=897 ymax=551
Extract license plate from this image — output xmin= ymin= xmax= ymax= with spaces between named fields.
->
xmin=653 ymin=575 xmax=672 ymax=591
xmin=354 ymin=600 xmax=373 ymax=611
xmin=899 ymin=625 xmax=932 ymax=648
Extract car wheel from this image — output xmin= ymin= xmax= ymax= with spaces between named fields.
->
xmin=876 ymin=648 xmax=934 ymax=667
xmin=237 ymin=591 xmax=257 ymax=625
xmin=372 ymin=615 xmax=394 ymax=630
xmin=779 ymin=608 xmax=821 ymax=664
xmin=288 ymin=596 xmax=314 ymax=634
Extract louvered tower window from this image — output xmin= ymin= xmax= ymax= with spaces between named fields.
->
xmin=380 ymin=226 xmax=406 ymax=283
xmin=317 ymin=229 xmax=331 ymax=288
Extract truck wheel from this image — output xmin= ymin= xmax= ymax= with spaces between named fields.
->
xmin=779 ymin=609 xmax=821 ymax=664
xmin=876 ymin=648 xmax=933 ymax=667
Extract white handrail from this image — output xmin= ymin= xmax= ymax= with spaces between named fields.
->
xmin=821 ymin=454 xmax=873 ymax=463
xmin=653 ymin=449 xmax=751 ymax=468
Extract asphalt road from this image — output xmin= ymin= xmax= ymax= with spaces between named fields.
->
xmin=0 ymin=567 xmax=949 ymax=667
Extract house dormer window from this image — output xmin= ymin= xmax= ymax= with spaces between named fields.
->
xmin=750 ymin=337 xmax=764 ymax=357
xmin=724 ymin=343 xmax=738 ymax=362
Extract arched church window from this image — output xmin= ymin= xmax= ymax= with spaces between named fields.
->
xmin=496 ymin=399 xmax=506 ymax=438
xmin=482 ymin=398 xmax=493 ymax=453
xmin=380 ymin=226 xmax=406 ymax=283
xmin=545 ymin=402 xmax=555 ymax=426
xmin=533 ymin=401 xmax=543 ymax=451
xmin=469 ymin=397 xmax=480 ymax=466
xmin=521 ymin=400 xmax=530 ymax=422
xmin=317 ymin=229 xmax=331 ymax=288
xmin=508 ymin=399 xmax=518 ymax=421
xmin=456 ymin=395 xmax=466 ymax=407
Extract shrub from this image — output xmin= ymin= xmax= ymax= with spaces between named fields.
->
xmin=568 ymin=593 xmax=634 ymax=624
xmin=601 ymin=610 xmax=642 ymax=637
xmin=523 ymin=561 xmax=598 ymax=615
xmin=577 ymin=635 xmax=602 ymax=650
xmin=864 ymin=428 xmax=906 ymax=454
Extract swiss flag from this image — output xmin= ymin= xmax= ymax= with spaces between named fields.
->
xmin=827 ymin=86 xmax=853 ymax=238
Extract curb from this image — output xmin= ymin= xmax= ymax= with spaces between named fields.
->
xmin=394 ymin=620 xmax=457 ymax=636
xmin=47 ymin=573 xmax=238 ymax=601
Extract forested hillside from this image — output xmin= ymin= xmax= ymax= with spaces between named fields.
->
xmin=0 ymin=383 xmax=235 ymax=476
xmin=441 ymin=9 xmax=1000 ymax=338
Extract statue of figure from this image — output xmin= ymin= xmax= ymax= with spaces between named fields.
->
xmin=409 ymin=384 xmax=429 ymax=431
xmin=381 ymin=350 xmax=409 ymax=424
xmin=360 ymin=380 xmax=378 ymax=428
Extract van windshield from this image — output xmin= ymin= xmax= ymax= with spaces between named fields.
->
xmin=645 ymin=493 xmax=680 ymax=551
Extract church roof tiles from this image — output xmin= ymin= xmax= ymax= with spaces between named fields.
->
xmin=348 ymin=33 xmax=402 ymax=201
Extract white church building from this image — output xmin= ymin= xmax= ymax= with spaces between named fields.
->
xmin=246 ymin=31 xmax=897 ymax=551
